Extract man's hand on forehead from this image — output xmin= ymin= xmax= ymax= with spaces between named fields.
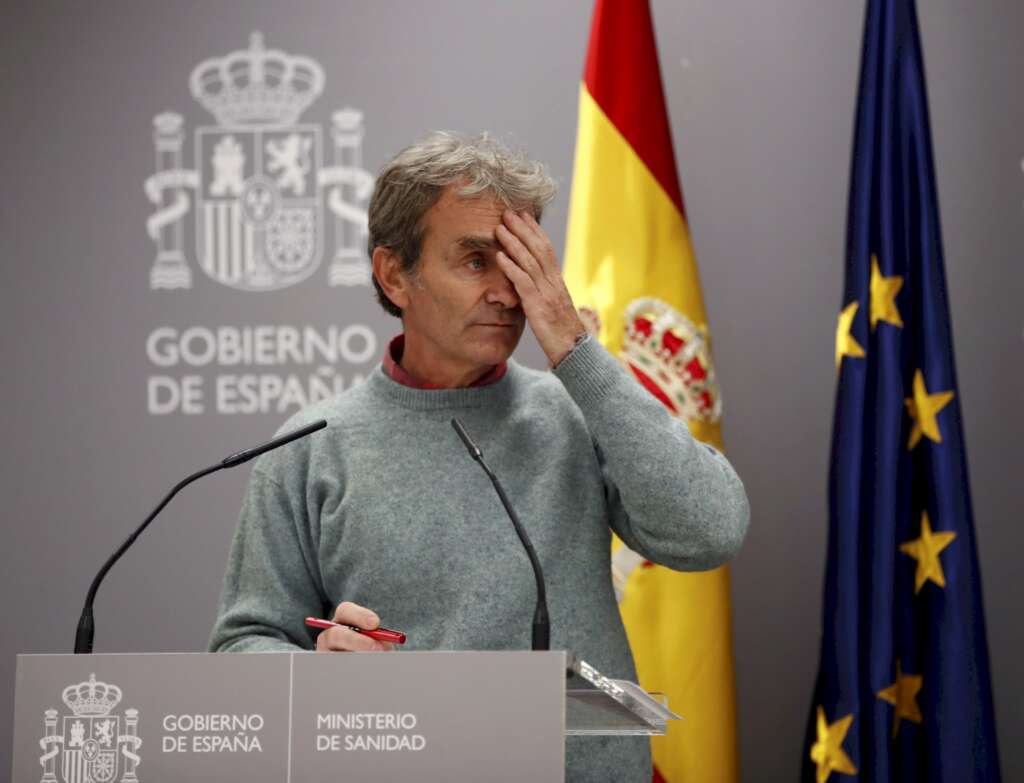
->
xmin=494 ymin=209 xmax=586 ymax=366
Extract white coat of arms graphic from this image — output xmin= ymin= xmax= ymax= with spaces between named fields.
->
xmin=144 ymin=32 xmax=374 ymax=291
xmin=38 ymin=674 xmax=142 ymax=783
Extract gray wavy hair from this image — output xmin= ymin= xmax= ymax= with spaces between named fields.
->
xmin=367 ymin=131 xmax=557 ymax=317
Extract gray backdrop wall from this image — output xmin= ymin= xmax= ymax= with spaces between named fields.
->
xmin=2 ymin=1 xmax=1020 ymax=779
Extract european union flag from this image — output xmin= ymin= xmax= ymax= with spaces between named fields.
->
xmin=803 ymin=0 xmax=1001 ymax=780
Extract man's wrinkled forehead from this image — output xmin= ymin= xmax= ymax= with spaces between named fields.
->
xmin=418 ymin=186 xmax=507 ymax=254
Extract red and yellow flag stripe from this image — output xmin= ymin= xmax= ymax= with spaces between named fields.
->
xmin=564 ymin=2 xmax=740 ymax=780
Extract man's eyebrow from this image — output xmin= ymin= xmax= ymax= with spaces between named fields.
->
xmin=454 ymin=236 xmax=501 ymax=253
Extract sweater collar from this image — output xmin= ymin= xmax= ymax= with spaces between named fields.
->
xmin=369 ymin=359 xmax=519 ymax=411
xmin=382 ymin=333 xmax=508 ymax=389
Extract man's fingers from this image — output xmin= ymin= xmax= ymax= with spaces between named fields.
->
xmin=495 ymin=223 xmax=544 ymax=281
xmin=504 ymin=210 xmax=556 ymax=274
xmin=507 ymin=208 xmax=543 ymax=241
xmin=332 ymin=600 xmax=380 ymax=630
xmin=319 ymin=600 xmax=396 ymax=652
xmin=316 ymin=625 xmax=390 ymax=652
xmin=496 ymin=251 xmax=536 ymax=296
xmin=520 ymin=209 xmax=542 ymax=231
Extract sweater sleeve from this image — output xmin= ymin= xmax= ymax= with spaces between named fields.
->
xmin=208 ymin=466 xmax=327 ymax=652
xmin=553 ymin=336 xmax=750 ymax=571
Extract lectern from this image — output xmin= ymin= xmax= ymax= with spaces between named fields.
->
xmin=13 ymin=650 xmax=679 ymax=782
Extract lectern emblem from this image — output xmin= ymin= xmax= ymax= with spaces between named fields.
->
xmin=144 ymin=31 xmax=375 ymax=292
xmin=37 ymin=674 xmax=142 ymax=783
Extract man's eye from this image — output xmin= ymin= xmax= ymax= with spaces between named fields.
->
xmin=467 ymin=257 xmax=485 ymax=270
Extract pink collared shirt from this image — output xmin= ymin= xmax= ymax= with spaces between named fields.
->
xmin=381 ymin=334 xmax=507 ymax=389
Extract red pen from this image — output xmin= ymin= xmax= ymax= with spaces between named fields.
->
xmin=304 ymin=616 xmax=407 ymax=645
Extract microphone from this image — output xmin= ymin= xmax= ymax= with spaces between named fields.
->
xmin=220 ymin=420 xmax=328 ymax=468
xmin=73 ymin=419 xmax=327 ymax=654
xmin=450 ymin=418 xmax=550 ymax=651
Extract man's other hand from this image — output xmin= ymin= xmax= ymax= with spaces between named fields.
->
xmin=314 ymin=601 xmax=395 ymax=652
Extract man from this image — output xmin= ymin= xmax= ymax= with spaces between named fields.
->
xmin=210 ymin=132 xmax=750 ymax=781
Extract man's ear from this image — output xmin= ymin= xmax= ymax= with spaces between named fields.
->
xmin=372 ymin=246 xmax=412 ymax=310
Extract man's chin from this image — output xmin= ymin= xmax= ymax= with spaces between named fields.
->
xmin=470 ymin=324 xmax=522 ymax=363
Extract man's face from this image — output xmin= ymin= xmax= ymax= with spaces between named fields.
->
xmin=399 ymin=186 xmax=526 ymax=375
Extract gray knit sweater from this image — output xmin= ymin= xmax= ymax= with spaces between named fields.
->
xmin=209 ymin=336 xmax=749 ymax=781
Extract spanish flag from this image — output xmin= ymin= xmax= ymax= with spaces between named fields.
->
xmin=564 ymin=1 xmax=740 ymax=780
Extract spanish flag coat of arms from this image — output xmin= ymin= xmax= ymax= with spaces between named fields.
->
xmin=564 ymin=1 xmax=740 ymax=781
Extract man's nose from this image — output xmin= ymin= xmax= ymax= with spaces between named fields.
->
xmin=485 ymin=270 xmax=520 ymax=309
